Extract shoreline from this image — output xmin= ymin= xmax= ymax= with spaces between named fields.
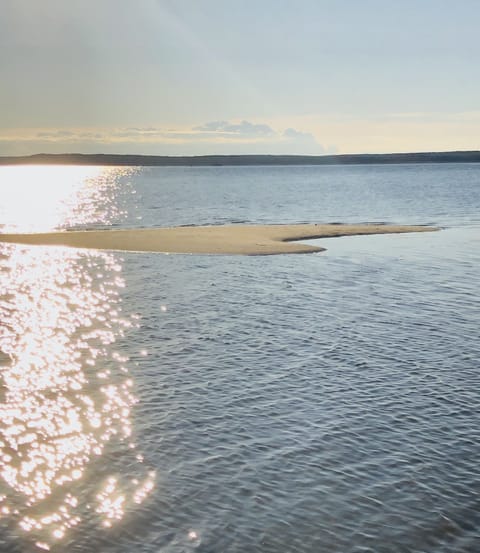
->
xmin=0 ymin=223 xmax=439 ymax=256
xmin=1 ymin=152 xmax=479 ymax=166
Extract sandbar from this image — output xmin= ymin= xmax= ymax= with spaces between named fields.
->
xmin=0 ymin=224 xmax=438 ymax=255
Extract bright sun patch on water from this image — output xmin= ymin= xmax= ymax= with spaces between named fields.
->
xmin=0 ymin=236 xmax=153 ymax=547
xmin=0 ymin=166 xmax=133 ymax=233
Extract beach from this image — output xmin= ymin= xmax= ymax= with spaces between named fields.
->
xmin=0 ymin=223 xmax=438 ymax=255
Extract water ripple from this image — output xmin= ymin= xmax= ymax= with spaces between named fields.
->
xmin=119 ymin=226 xmax=480 ymax=553
xmin=1 ymin=165 xmax=480 ymax=552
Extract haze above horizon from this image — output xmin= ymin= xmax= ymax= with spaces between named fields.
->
xmin=1 ymin=0 xmax=479 ymax=156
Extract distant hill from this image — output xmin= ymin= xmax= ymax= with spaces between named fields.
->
xmin=1 ymin=151 xmax=480 ymax=166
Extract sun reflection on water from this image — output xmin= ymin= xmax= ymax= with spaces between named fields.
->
xmin=0 ymin=166 xmax=134 ymax=233
xmin=0 ymin=242 xmax=154 ymax=550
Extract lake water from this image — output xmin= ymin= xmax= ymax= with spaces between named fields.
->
xmin=0 ymin=163 xmax=479 ymax=552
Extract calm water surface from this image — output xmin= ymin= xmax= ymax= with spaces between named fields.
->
xmin=0 ymin=164 xmax=479 ymax=552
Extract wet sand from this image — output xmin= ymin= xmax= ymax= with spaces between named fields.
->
xmin=0 ymin=224 xmax=438 ymax=255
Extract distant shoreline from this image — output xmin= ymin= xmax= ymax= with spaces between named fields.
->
xmin=1 ymin=151 xmax=480 ymax=167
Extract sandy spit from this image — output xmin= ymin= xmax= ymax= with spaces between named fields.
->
xmin=0 ymin=224 xmax=438 ymax=255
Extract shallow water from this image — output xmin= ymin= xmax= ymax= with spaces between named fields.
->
xmin=0 ymin=164 xmax=479 ymax=552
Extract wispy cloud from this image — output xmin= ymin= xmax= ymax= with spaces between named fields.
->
xmin=193 ymin=120 xmax=275 ymax=137
xmin=36 ymin=130 xmax=76 ymax=138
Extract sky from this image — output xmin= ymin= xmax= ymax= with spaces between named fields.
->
xmin=1 ymin=0 xmax=479 ymax=156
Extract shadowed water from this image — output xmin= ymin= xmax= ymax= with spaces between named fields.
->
xmin=0 ymin=164 xmax=479 ymax=552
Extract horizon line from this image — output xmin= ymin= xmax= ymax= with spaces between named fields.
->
xmin=1 ymin=150 xmax=480 ymax=167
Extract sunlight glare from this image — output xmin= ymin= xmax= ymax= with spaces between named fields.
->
xmin=0 ymin=165 xmax=132 ymax=233
xmin=0 ymin=241 xmax=155 ymax=549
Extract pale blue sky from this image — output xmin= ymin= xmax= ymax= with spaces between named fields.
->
xmin=1 ymin=0 xmax=479 ymax=155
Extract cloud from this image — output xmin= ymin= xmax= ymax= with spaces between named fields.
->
xmin=283 ymin=128 xmax=312 ymax=139
xmin=34 ymin=130 xmax=106 ymax=140
xmin=0 ymin=120 xmax=328 ymax=155
xmin=36 ymin=130 xmax=76 ymax=138
xmin=190 ymin=120 xmax=324 ymax=153
xmin=193 ymin=120 xmax=275 ymax=137
xmin=282 ymin=127 xmax=319 ymax=148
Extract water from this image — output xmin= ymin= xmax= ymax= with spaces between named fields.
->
xmin=0 ymin=164 xmax=479 ymax=552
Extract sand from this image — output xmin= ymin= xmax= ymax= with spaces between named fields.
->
xmin=0 ymin=223 xmax=438 ymax=255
